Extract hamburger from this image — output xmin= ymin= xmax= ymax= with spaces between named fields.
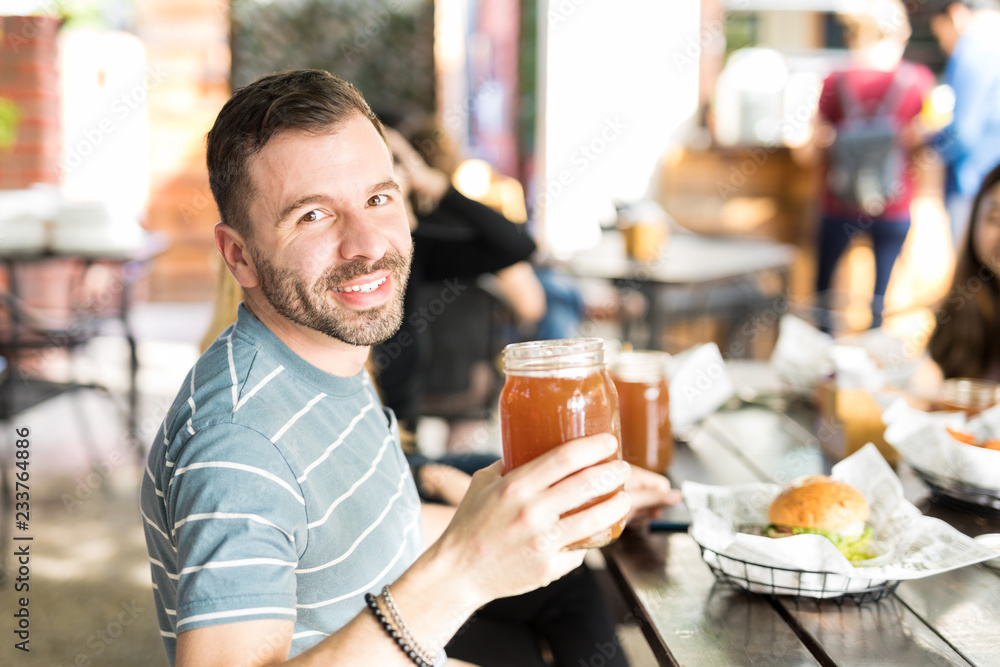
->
xmin=765 ymin=475 xmax=874 ymax=562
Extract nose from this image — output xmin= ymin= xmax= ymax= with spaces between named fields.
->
xmin=337 ymin=212 xmax=389 ymax=262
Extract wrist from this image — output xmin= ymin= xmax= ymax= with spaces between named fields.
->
xmin=384 ymin=543 xmax=487 ymax=655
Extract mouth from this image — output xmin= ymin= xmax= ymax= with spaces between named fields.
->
xmin=331 ymin=276 xmax=387 ymax=294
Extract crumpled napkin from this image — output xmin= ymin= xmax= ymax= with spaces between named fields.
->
xmin=669 ymin=342 xmax=734 ymax=430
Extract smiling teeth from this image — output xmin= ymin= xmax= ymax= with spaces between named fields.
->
xmin=333 ymin=277 xmax=386 ymax=293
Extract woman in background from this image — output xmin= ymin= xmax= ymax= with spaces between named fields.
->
xmin=928 ymin=162 xmax=1000 ymax=381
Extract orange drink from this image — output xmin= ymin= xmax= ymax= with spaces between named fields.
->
xmin=499 ymin=338 xmax=625 ymax=549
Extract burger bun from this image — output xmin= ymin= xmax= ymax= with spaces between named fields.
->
xmin=768 ymin=475 xmax=869 ymax=529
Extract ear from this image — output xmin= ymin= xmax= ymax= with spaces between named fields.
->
xmin=215 ymin=223 xmax=260 ymax=289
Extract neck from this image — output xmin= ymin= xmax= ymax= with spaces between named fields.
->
xmin=243 ymin=291 xmax=370 ymax=377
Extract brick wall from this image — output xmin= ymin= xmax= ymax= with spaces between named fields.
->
xmin=0 ymin=15 xmax=61 ymax=189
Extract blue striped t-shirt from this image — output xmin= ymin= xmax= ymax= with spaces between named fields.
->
xmin=140 ymin=304 xmax=423 ymax=664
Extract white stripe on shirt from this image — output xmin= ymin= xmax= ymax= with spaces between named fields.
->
xmin=306 ymin=434 xmax=391 ymax=529
xmin=170 ymin=462 xmax=305 ymax=505
xmin=180 ymin=557 xmax=296 ymax=576
xmin=227 ymin=332 xmax=238 ymax=411
xmin=186 ymin=363 xmax=197 ymax=435
xmin=172 ymin=512 xmax=296 ymax=544
xmin=140 ymin=508 xmax=172 ymax=542
xmin=176 ymin=606 xmax=297 ymax=628
xmin=296 ymin=398 xmax=375 ymax=482
xmin=149 ymin=557 xmax=180 ymax=581
xmin=271 ymin=392 xmax=328 ymax=443
xmin=298 ymin=467 xmax=408 ymax=574
xmin=235 ymin=365 xmax=285 ymax=412
xmin=296 ymin=519 xmax=417 ymax=610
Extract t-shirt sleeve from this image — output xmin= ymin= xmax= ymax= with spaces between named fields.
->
xmin=818 ymin=72 xmax=842 ymax=124
xmin=165 ymin=422 xmax=308 ymax=635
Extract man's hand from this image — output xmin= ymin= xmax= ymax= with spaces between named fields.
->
xmin=428 ymin=434 xmax=631 ymax=606
xmin=624 ymin=467 xmax=682 ymax=526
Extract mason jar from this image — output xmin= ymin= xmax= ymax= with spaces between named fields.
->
xmin=499 ymin=338 xmax=625 ymax=549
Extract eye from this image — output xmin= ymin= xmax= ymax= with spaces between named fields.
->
xmin=367 ymin=193 xmax=390 ymax=207
xmin=299 ymin=209 xmax=327 ymax=224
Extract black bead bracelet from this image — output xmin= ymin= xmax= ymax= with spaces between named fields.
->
xmin=365 ymin=592 xmax=432 ymax=667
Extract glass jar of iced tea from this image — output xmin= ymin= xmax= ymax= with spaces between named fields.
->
xmin=500 ymin=338 xmax=625 ymax=549
xmin=610 ymin=351 xmax=673 ymax=473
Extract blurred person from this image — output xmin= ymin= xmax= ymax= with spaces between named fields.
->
xmin=927 ymin=0 xmax=1000 ymax=245
xmin=373 ymin=125 xmax=544 ymax=434
xmin=144 ymin=69 xmax=678 ymax=667
xmin=928 ymin=161 xmax=1000 ymax=381
xmin=141 ymin=69 xmax=636 ymax=667
xmin=810 ymin=0 xmax=935 ymax=332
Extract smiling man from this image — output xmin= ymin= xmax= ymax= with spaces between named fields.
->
xmin=140 ymin=70 xmax=634 ymax=667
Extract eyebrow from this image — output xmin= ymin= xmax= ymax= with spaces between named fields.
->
xmin=367 ymin=179 xmax=401 ymax=197
xmin=274 ymin=179 xmax=401 ymax=225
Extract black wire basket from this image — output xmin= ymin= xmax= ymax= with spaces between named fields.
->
xmin=696 ymin=542 xmax=900 ymax=605
xmin=912 ymin=468 xmax=1000 ymax=516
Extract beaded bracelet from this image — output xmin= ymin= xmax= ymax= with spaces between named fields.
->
xmin=364 ymin=592 xmax=432 ymax=667
xmin=382 ymin=585 xmax=437 ymax=665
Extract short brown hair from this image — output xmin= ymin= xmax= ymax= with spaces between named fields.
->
xmin=206 ymin=69 xmax=387 ymax=239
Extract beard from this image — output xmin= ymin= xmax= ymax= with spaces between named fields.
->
xmin=249 ymin=243 xmax=412 ymax=347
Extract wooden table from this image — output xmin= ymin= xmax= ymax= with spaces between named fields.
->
xmin=564 ymin=231 xmax=796 ymax=351
xmin=603 ymin=403 xmax=1000 ymax=666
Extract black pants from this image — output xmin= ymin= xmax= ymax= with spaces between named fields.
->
xmin=446 ymin=565 xmax=628 ymax=667
xmin=814 ymin=215 xmax=911 ymax=331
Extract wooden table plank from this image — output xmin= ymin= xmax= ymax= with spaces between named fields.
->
xmin=893 ymin=564 xmax=1000 ymax=667
xmin=604 ymin=531 xmax=820 ymax=667
xmin=780 ymin=597 xmax=972 ymax=667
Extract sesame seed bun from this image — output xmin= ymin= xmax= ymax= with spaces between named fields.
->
xmin=767 ymin=475 xmax=869 ymax=529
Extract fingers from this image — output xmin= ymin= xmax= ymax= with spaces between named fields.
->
xmin=509 ymin=434 xmax=619 ymax=490
xmin=544 ymin=459 xmax=631 ymax=517
xmin=548 ymin=491 xmax=630 ymax=550
xmin=625 ymin=468 xmax=683 ymax=510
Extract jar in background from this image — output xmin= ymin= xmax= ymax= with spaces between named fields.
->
xmin=610 ymin=351 xmax=673 ymax=473
xmin=499 ymin=338 xmax=625 ymax=550
xmin=937 ymin=378 xmax=1000 ymax=416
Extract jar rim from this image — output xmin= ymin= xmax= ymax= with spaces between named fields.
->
xmin=503 ymin=338 xmax=607 ymax=374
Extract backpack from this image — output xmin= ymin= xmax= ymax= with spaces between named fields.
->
xmin=827 ymin=65 xmax=913 ymax=216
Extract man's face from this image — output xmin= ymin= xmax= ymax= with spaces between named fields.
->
xmin=243 ymin=114 xmax=413 ymax=346
xmin=974 ymin=182 xmax=1000 ymax=277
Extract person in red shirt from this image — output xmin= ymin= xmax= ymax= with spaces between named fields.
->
xmin=813 ymin=0 xmax=935 ymax=331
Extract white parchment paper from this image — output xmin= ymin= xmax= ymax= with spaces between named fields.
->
xmin=883 ymin=400 xmax=1000 ymax=492
xmin=683 ymin=444 xmax=996 ymax=597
